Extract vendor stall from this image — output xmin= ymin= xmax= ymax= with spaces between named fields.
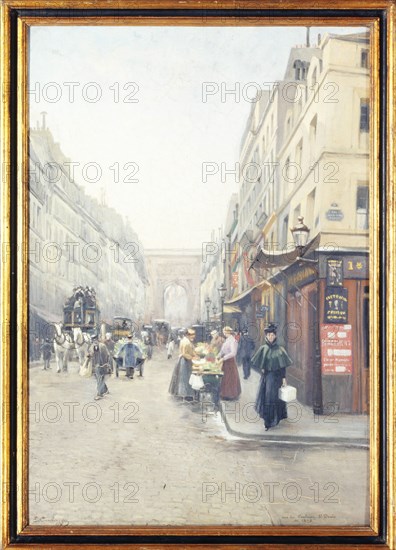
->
xmin=190 ymin=343 xmax=224 ymax=410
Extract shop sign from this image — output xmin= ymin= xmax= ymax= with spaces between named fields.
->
xmin=256 ymin=304 xmax=269 ymax=318
xmin=324 ymin=287 xmax=348 ymax=323
xmin=344 ymin=257 xmax=368 ymax=278
xmin=327 ymin=259 xmax=343 ymax=286
xmin=287 ymin=266 xmax=316 ymax=288
xmin=320 ymin=324 xmax=353 ymax=375
xmin=326 ymin=208 xmax=344 ymax=221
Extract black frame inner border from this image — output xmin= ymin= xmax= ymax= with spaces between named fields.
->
xmin=6 ymin=6 xmax=387 ymax=546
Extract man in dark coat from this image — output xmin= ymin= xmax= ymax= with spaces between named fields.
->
xmin=236 ymin=329 xmax=255 ymax=380
xmin=104 ymin=332 xmax=117 ymax=377
xmin=40 ymin=338 xmax=53 ymax=370
xmin=252 ymin=323 xmax=293 ymax=431
xmin=88 ymin=334 xmax=110 ymax=400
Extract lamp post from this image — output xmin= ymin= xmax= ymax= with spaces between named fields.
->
xmin=212 ymin=304 xmax=218 ymax=331
xmin=290 ymin=216 xmax=322 ymax=416
xmin=204 ymin=296 xmax=211 ymax=342
xmin=218 ymin=283 xmax=227 ymax=331
xmin=290 ymin=216 xmax=310 ymax=253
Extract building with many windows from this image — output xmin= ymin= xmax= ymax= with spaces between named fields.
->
xmin=259 ymin=31 xmax=370 ymax=414
xmin=209 ymin=30 xmax=370 ymax=414
xmin=29 ymin=125 xmax=148 ymax=351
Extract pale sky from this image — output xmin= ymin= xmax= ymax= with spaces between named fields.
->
xmin=29 ymin=25 xmax=367 ymax=249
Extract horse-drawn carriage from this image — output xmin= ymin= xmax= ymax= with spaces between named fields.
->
xmin=63 ymin=286 xmax=100 ymax=336
xmin=152 ymin=319 xmax=171 ymax=346
xmin=112 ymin=316 xmax=133 ymax=342
xmin=53 ymin=287 xmax=100 ymax=373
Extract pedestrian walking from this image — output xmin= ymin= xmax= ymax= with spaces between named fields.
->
xmin=251 ymin=323 xmax=293 ymax=431
xmin=87 ymin=334 xmax=110 ymax=400
xmin=217 ymin=326 xmax=241 ymax=400
xmin=33 ymin=337 xmax=41 ymax=361
xmin=40 ymin=338 xmax=53 ymax=370
xmin=169 ymin=328 xmax=196 ymax=400
xmin=236 ymin=328 xmax=255 ymax=380
xmin=104 ymin=332 xmax=117 ymax=378
xmin=167 ymin=337 xmax=175 ymax=359
xmin=116 ymin=333 xmax=143 ymax=379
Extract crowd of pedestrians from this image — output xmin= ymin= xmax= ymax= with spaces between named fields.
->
xmin=168 ymin=323 xmax=294 ymax=431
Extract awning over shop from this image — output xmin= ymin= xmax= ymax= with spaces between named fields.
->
xmin=225 ymin=280 xmax=269 ymax=307
xmin=224 ymin=304 xmax=242 ymax=314
xmin=250 ymin=234 xmax=321 ymax=269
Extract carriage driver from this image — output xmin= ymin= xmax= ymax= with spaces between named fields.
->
xmin=115 ymin=333 xmax=143 ymax=379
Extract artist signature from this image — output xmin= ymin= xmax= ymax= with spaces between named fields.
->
xmin=282 ymin=513 xmax=336 ymax=524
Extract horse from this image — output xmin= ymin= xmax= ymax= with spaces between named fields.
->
xmin=53 ymin=322 xmax=74 ymax=373
xmin=72 ymin=327 xmax=91 ymax=368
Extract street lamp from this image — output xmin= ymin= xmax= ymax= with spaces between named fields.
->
xmin=218 ymin=283 xmax=227 ymax=331
xmin=212 ymin=304 xmax=218 ymax=331
xmin=204 ymin=296 xmax=211 ymax=342
xmin=290 ymin=216 xmax=318 ymax=266
xmin=290 ymin=216 xmax=310 ymax=251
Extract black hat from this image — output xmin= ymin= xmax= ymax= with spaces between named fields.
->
xmin=264 ymin=323 xmax=278 ymax=334
xmin=91 ymin=334 xmax=98 ymax=341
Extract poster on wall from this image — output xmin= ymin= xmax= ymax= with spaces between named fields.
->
xmin=320 ymin=324 xmax=353 ymax=375
xmin=327 ymin=259 xmax=343 ymax=286
xmin=324 ymin=286 xmax=348 ymax=323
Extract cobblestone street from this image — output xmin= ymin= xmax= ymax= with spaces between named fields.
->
xmin=29 ymin=349 xmax=369 ymax=526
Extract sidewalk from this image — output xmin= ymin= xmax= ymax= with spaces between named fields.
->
xmin=219 ymin=367 xmax=369 ymax=448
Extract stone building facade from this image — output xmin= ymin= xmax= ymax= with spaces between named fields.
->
xmin=29 ymin=126 xmax=148 ymax=344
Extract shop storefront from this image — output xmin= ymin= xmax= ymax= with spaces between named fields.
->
xmin=270 ymin=252 xmax=369 ymax=414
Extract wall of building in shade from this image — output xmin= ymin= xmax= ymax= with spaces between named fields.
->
xmin=29 ymin=127 xmax=149 ymax=334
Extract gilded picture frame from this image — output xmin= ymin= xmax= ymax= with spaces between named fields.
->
xmin=1 ymin=0 xmax=395 ymax=548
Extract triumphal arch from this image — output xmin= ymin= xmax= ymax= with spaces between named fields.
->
xmin=144 ymin=249 xmax=202 ymax=327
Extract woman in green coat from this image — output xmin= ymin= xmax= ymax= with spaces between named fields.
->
xmin=252 ymin=323 xmax=293 ymax=431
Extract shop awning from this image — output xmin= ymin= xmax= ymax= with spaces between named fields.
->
xmin=225 ymin=280 xmax=269 ymax=306
xmin=224 ymin=304 xmax=242 ymax=314
xmin=250 ymin=234 xmax=321 ymax=269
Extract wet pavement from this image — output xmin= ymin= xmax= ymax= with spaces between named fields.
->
xmin=29 ymin=349 xmax=370 ymax=526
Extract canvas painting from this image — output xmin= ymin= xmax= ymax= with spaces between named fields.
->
xmin=27 ymin=23 xmax=371 ymax=527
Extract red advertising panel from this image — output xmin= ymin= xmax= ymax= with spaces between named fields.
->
xmin=320 ymin=324 xmax=353 ymax=375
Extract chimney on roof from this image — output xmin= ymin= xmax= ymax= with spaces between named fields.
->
xmin=306 ymin=27 xmax=310 ymax=48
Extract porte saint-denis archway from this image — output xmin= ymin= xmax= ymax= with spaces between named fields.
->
xmin=144 ymin=249 xmax=201 ymax=327
xmin=164 ymin=283 xmax=189 ymax=326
